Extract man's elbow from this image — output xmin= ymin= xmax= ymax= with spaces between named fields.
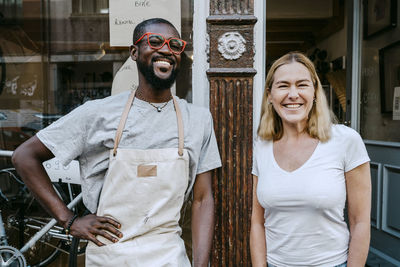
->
xmin=194 ymin=193 xmax=214 ymax=210
xmin=12 ymin=137 xmax=41 ymax=169
xmin=13 ymin=136 xmax=54 ymax=166
xmin=12 ymin=143 xmax=29 ymax=171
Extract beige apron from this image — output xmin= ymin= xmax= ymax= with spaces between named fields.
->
xmin=85 ymin=90 xmax=191 ymax=267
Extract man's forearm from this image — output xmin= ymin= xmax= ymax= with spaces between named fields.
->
xmin=191 ymin=195 xmax=214 ymax=267
xmin=15 ymin=157 xmax=73 ymax=226
xmin=12 ymin=137 xmax=73 ymax=227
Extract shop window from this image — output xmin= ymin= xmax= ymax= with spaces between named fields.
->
xmin=1 ymin=0 xmax=195 ymax=147
xmin=360 ymin=2 xmax=400 ymax=142
xmin=265 ymin=0 xmax=347 ymax=123
xmin=55 ymin=62 xmax=113 ymax=114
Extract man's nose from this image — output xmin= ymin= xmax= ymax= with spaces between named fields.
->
xmin=158 ymin=42 xmax=172 ymax=54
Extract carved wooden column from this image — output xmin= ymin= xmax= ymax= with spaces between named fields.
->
xmin=207 ymin=1 xmax=257 ymax=266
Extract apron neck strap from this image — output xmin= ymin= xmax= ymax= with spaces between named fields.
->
xmin=172 ymin=96 xmax=184 ymax=156
xmin=113 ymin=89 xmax=184 ymax=157
xmin=113 ymin=89 xmax=136 ymax=156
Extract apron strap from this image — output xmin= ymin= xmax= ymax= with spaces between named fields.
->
xmin=172 ymin=96 xmax=184 ymax=156
xmin=113 ymin=90 xmax=184 ymax=157
xmin=113 ymin=89 xmax=136 ymax=156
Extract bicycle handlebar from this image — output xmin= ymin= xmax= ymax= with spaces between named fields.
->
xmin=0 ymin=150 xmax=13 ymax=157
xmin=20 ymin=193 xmax=83 ymax=253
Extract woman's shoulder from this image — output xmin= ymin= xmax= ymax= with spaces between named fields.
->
xmin=254 ymin=136 xmax=273 ymax=149
xmin=330 ymin=124 xmax=362 ymax=142
xmin=331 ymin=124 xmax=359 ymax=135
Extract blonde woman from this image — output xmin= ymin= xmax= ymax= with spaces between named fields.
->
xmin=250 ymin=52 xmax=371 ymax=267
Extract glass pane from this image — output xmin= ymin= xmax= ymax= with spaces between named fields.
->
xmin=176 ymin=0 xmax=194 ymax=102
xmin=0 ymin=0 xmax=195 ymax=151
xmin=360 ymin=4 xmax=400 ymax=142
xmin=265 ymin=0 xmax=347 ymax=123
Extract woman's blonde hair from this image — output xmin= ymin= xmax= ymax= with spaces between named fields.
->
xmin=257 ymin=51 xmax=335 ymax=142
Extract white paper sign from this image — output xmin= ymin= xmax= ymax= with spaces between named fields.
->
xmin=111 ymin=57 xmax=138 ymax=95
xmin=393 ymin=87 xmax=400 ymax=120
xmin=43 ymin=158 xmax=81 ymax=185
xmin=109 ymin=0 xmax=181 ymax=47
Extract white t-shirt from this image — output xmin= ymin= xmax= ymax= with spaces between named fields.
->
xmin=37 ymin=91 xmax=221 ymax=212
xmin=252 ymin=124 xmax=370 ymax=267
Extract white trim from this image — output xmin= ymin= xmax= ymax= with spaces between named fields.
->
xmin=253 ymin=0 xmax=266 ymax=138
xmin=50 ymin=53 xmax=128 ymax=63
xmin=192 ymin=0 xmax=210 ymax=108
xmin=350 ymin=0 xmax=361 ymax=131
xmin=364 ymin=139 xmax=400 ymax=148
xmin=3 ymin=56 xmax=43 ymax=63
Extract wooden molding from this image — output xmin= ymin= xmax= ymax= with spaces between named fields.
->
xmin=207 ymin=15 xmax=257 ymax=25
xmin=207 ymin=68 xmax=256 ymax=77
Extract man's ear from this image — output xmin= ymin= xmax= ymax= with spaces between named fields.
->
xmin=130 ymin=45 xmax=138 ymax=61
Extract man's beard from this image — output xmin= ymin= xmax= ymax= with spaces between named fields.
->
xmin=137 ymin=59 xmax=179 ymax=90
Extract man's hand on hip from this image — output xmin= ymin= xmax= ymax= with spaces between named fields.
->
xmin=70 ymin=214 xmax=123 ymax=246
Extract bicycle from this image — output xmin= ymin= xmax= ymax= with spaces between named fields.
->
xmin=0 ymin=150 xmax=87 ymax=267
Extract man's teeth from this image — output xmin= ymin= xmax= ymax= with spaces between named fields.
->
xmin=155 ymin=60 xmax=171 ymax=66
xmin=285 ymin=104 xmax=301 ymax=108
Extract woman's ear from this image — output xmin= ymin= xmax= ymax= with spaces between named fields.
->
xmin=266 ymin=89 xmax=272 ymax=104
xmin=130 ymin=45 xmax=137 ymax=61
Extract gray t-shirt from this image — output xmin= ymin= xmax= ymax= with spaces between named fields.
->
xmin=37 ymin=91 xmax=221 ymax=212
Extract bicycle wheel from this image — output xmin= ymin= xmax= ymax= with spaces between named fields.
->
xmin=0 ymin=245 xmax=27 ymax=267
xmin=1 ymin=169 xmax=69 ymax=267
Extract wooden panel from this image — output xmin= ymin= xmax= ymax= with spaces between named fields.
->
xmin=382 ymin=164 xmax=400 ymax=238
xmin=210 ymin=0 xmax=253 ymax=15
xmin=207 ymin=1 xmax=256 ymax=265
xmin=209 ymin=76 xmax=254 ymax=267
xmin=366 ymin=141 xmax=400 ymax=264
xmin=370 ymin=162 xmax=382 ymax=229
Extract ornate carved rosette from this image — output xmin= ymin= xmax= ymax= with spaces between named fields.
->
xmin=217 ymin=32 xmax=246 ymax=60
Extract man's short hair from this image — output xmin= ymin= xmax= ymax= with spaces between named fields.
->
xmin=132 ymin=18 xmax=178 ymax=45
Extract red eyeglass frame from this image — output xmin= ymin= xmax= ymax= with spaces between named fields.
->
xmin=134 ymin=32 xmax=187 ymax=55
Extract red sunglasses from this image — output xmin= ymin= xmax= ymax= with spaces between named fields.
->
xmin=134 ymin=32 xmax=187 ymax=55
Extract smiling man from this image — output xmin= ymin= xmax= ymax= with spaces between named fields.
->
xmin=12 ymin=18 xmax=221 ymax=266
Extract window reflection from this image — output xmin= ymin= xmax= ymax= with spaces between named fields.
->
xmin=0 ymin=0 xmax=194 ymax=152
xmin=72 ymin=0 xmax=109 ymax=15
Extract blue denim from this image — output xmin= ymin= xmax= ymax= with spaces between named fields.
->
xmin=267 ymin=262 xmax=347 ymax=267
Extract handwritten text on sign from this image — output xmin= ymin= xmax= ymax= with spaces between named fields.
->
xmin=109 ymin=0 xmax=181 ymax=47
